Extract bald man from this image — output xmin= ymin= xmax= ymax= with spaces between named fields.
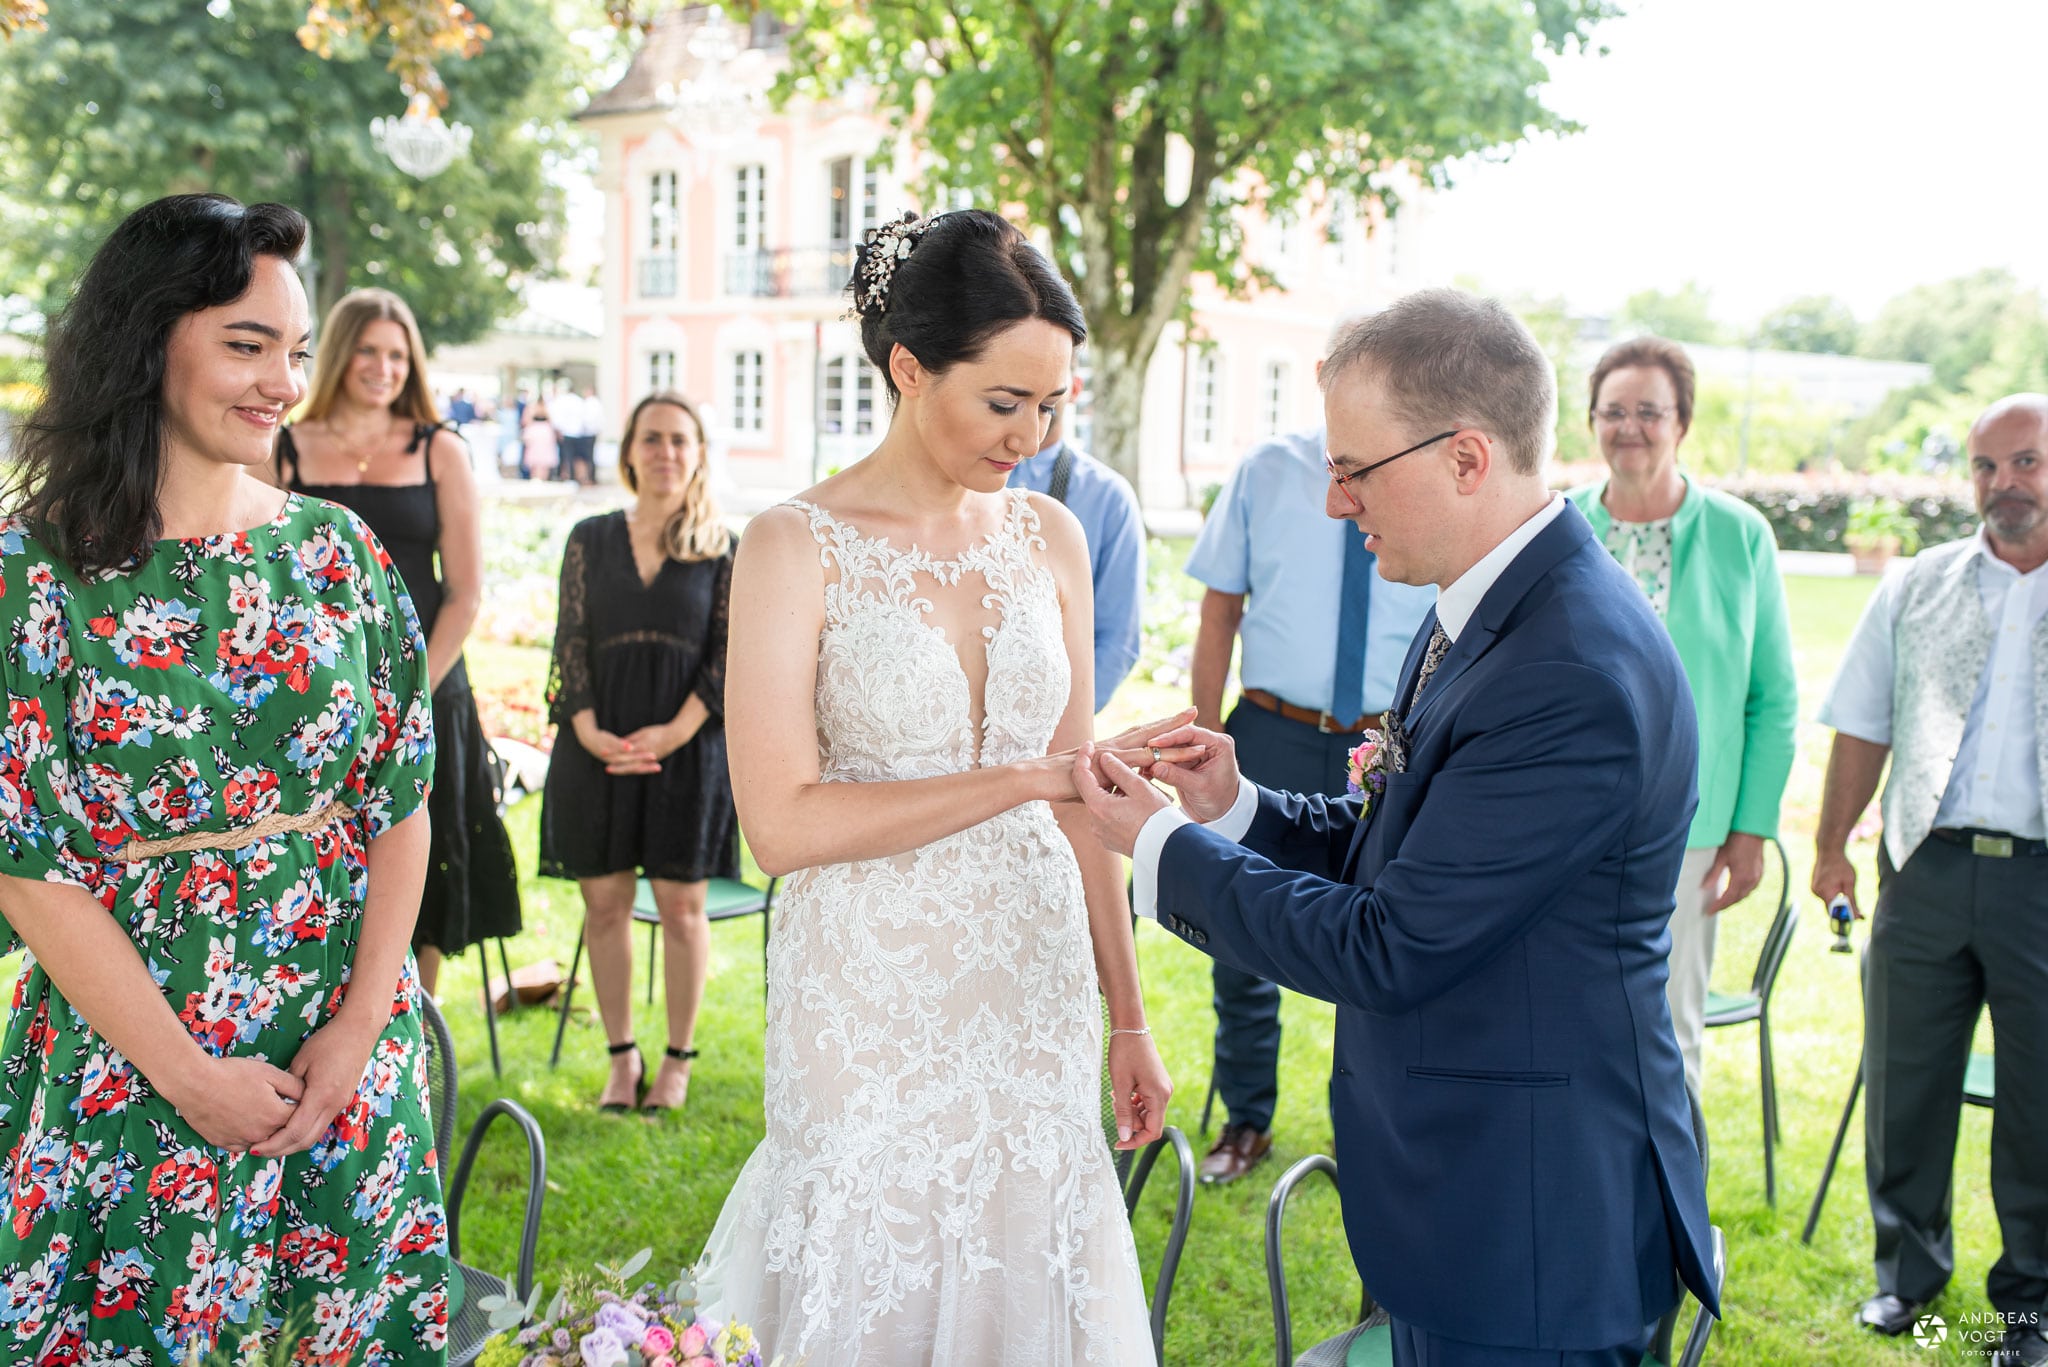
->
xmin=1814 ymin=393 xmax=2048 ymax=1364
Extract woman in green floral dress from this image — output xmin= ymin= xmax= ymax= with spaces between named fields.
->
xmin=0 ymin=196 xmax=449 ymax=1363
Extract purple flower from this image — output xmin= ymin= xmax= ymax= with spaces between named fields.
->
xmin=595 ymin=1301 xmax=649 ymax=1341
xmin=579 ymin=1327 xmax=629 ymax=1367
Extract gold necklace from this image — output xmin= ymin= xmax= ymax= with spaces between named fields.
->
xmin=355 ymin=451 xmax=373 ymax=475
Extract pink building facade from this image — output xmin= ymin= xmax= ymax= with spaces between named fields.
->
xmin=580 ymin=10 xmax=1443 ymax=510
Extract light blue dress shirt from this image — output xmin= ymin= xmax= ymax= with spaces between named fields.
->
xmin=1185 ymin=427 xmax=1436 ymax=717
xmin=1008 ymin=441 xmax=1146 ymax=712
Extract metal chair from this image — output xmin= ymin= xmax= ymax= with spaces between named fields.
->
xmin=1801 ymin=1050 xmax=1994 ymax=1245
xmin=1264 ymin=1088 xmax=1723 ymax=1366
xmin=548 ymin=875 xmax=778 ymax=1067
xmin=419 ymin=995 xmax=549 ymax=1367
xmin=1701 ymin=834 xmax=1799 ymax=1203
xmin=1115 ymin=1127 xmax=1198 ymax=1366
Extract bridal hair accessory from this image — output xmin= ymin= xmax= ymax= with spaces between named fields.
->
xmin=849 ymin=211 xmax=933 ymax=318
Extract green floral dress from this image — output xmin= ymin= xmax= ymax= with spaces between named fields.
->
xmin=0 ymin=495 xmax=448 ymax=1364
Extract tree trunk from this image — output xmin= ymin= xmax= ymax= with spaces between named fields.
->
xmin=1087 ymin=338 xmax=1156 ymax=513
xmin=312 ymin=174 xmax=352 ymax=322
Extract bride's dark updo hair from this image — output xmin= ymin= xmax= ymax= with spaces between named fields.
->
xmin=849 ymin=209 xmax=1086 ymax=398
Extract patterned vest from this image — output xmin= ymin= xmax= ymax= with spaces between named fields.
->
xmin=1884 ymin=537 xmax=2048 ymax=867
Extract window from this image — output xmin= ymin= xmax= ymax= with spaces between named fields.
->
xmin=821 ymin=355 xmax=878 ymax=437
xmin=642 ymin=170 xmax=679 ymax=297
xmin=1268 ymin=211 xmax=1302 ymax=283
xmin=728 ymin=163 xmax=771 ymax=295
xmin=1188 ymin=350 xmax=1222 ymax=450
xmin=732 ymin=164 xmax=766 ymax=251
xmin=728 ymin=350 xmax=766 ymax=435
xmin=646 ymin=350 xmax=677 ymax=394
xmin=1259 ymin=359 xmax=1291 ymax=438
xmin=827 ymin=155 xmax=880 ymax=245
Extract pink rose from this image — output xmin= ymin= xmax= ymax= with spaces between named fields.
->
xmin=641 ymin=1325 xmax=676 ymax=1354
xmin=649 ymin=1358 xmax=677 ymax=1367
xmin=678 ymin=1324 xmax=709 ymax=1355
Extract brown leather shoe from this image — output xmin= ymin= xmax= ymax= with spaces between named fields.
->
xmin=1199 ymin=1123 xmax=1273 ymax=1185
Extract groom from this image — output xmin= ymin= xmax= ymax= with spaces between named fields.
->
xmin=1076 ymin=289 xmax=1718 ymax=1366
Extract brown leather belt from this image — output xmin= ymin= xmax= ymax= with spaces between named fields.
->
xmin=1240 ymin=688 xmax=1390 ymax=736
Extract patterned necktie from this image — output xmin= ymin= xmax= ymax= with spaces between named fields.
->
xmin=1408 ymin=621 xmax=1452 ymax=711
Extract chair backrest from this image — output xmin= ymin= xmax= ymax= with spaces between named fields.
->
xmin=1749 ymin=837 xmax=1799 ymax=1000
xmin=419 ymin=994 xmax=460 ymax=1176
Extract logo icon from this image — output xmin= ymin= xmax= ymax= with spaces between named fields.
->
xmin=1913 ymin=1313 xmax=1947 ymax=1347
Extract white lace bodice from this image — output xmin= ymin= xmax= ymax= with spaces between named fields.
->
xmin=800 ymin=489 xmax=1070 ymax=780
xmin=695 ymin=488 xmax=1151 ymax=1366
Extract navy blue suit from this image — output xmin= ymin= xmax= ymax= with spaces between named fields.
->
xmin=1156 ymin=505 xmax=1718 ymax=1354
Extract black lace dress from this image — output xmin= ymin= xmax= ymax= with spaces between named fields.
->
xmin=540 ymin=511 xmax=739 ymax=882
xmin=280 ymin=423 xmax=524 ymax=953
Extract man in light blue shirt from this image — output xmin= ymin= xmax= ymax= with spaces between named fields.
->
xmin=1009 ymin=380 xmax=1145 ymax=712
xmin=1183 ymin=423 xmax=1436 ymax=1183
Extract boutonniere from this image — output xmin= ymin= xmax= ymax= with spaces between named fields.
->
xmin=1346 ymin=728 xmax=1399 ymax=817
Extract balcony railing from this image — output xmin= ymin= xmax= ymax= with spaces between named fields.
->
xmin=638 ymin=255 xmax=678 ymax=298
xmin=721 ymin=245 xmax=855 ymax=300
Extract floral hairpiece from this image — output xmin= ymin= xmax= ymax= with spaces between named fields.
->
xmin=849 ymin=211 xmax=931 ymax=318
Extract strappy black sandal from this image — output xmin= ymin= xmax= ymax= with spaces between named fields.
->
xmin=599 ymin=1040 xmax=645 ymax=1113
xmin=640 ymin=1045 xmax=698 ymax=1114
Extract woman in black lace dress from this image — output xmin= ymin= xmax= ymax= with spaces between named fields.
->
xmin=541 ymin=392 xmax=738 ymax=1113
xmin=274 ymin=287 xmax=522 ymax=995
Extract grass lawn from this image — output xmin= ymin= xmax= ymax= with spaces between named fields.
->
xmin=440 ymin=566 xmax=2005 ymax=1366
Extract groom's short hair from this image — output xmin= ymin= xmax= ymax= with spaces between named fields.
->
xmin=1320 ymin=289 xmax=1555 ymax=477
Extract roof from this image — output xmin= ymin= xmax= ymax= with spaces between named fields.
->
xmin=579 ymin=6 xmax=785 ymax=121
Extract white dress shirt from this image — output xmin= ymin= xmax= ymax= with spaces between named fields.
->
xmin=1819 ymin=529 xmax=2048 ymax=839
xmin=1131 ymin=494 xmax=1568 ymax=919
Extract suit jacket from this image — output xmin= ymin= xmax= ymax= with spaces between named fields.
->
xmin=1155 ymin=503 xmax=1717 ymax=1350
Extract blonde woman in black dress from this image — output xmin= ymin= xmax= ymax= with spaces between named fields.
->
xmin=274 ymin=287 xmax=523 ymax=996
xmin=541 ymin=392 xmax=738 ymax=1112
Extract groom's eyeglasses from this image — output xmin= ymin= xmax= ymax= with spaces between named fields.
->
xmin=1325 ymin=430 xmax=1459 ymax=512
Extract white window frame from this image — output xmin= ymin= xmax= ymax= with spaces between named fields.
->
xmin=732 ymin=163 xmax=767 ymax=252
xmin=827 ymin=154 xmax=881 ymax=245
xmin=646 ymin=350 xmax=678 ymax=395
xmin=727 ymin=350 xmax=767 ymax=436
xmin=820 ymin=354 xmax=879 ymax=438
xmin=648 ymin=169 xmax=679 ymax=254
xmin=1259 ymin=358 xmax=1292 ymax=439
xmin=1189 ymin=350 xmax=1223 ymax=452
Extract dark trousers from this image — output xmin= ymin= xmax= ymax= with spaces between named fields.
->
xmin=1866 ymin=836 xmax=2048 ymax=1316
xmin=1210 ymin=698 xmax=1359 ymax=1132
xmin=1388 ymin=1316 xmax=1658 ymax=1367
xmin=560 ymin=434 xmax=596 ymax=483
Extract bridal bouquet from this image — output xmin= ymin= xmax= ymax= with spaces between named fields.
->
xmin=476 ymin=1252 xmax=797 ymax=1367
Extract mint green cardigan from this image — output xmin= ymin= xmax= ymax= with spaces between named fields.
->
xmin=1570 ymin=478 xmax=1799 ymax=848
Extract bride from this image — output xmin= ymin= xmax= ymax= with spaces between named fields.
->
xmin=695 ymin=209 xmax=1180 ymax=1365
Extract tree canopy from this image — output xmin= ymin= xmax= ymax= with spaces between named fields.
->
xmin=0 ymin=0 xmax=580 ymax=348
xmin=1755 ymin=294 xmax=1859 ymax=356
xmin=1613 ymin=282 xmax=1723 ymax=345
xmin=763 ymin=0 xmax=1616 ymax=493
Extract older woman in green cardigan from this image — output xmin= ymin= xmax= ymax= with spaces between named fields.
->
xmin=1571 ymin=336 xmax=1799 ymax=1095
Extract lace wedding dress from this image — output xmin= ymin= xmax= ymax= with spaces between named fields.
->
xmin=696 ymin=490 xmax=1153 ymax=1366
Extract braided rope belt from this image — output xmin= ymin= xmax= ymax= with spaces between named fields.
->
xmin=118 ymin=798 xmax=354 ymax=861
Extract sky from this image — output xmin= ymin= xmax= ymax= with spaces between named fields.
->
xmin=1426 ymin=0 xmax=2048 ymax=325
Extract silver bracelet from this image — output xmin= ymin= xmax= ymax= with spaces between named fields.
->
xmin=1109 ymin=1027 xmax=1151 ymax=1039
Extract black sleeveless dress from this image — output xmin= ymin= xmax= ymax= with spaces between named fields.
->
xmin=279 ymin=423 xmax=524 ymax=954
xmin=538 ymin=511 xmax=739 ymax=882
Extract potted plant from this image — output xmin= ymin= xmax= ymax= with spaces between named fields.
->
xmin=1844 ymin=496 xmax=1922 ymax=574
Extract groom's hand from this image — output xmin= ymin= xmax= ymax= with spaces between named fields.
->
xmin=1136 ymin=721 xmax=1241 ymax=823
xmin=1072 ymin=744 xmax=1169 ymax=857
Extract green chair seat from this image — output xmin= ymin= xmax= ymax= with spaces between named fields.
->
xmin=1701 ymin=987 xmax=1760 ymax=1023
xmin=632 ymin=874 xmax=773 ymax=921
xmin=1965 ymin=1052 xmax=1995 ymax=1106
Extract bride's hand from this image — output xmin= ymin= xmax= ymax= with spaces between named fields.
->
xmin=1107 ymin=1029 xmax=1171 ymax=1150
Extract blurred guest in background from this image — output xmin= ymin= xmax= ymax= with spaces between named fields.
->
xmin=541 ymin=391 xmax=739 ymax=1113
xmin=276 ymin=285 xmax=523 ymax=999
xmin=1571 ymin=336 xmax=1797 ymax=1096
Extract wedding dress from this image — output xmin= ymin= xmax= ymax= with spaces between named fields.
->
xmin=696 ymin=489 xmax=1153 ymax=1366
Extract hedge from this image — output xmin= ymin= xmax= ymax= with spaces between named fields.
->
xmin=1705 ymin=474 xmax=1978 ymax=554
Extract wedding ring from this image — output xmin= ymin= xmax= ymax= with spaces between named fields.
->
xmin=1149 ymin=747 xmax=1162 ymax=764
